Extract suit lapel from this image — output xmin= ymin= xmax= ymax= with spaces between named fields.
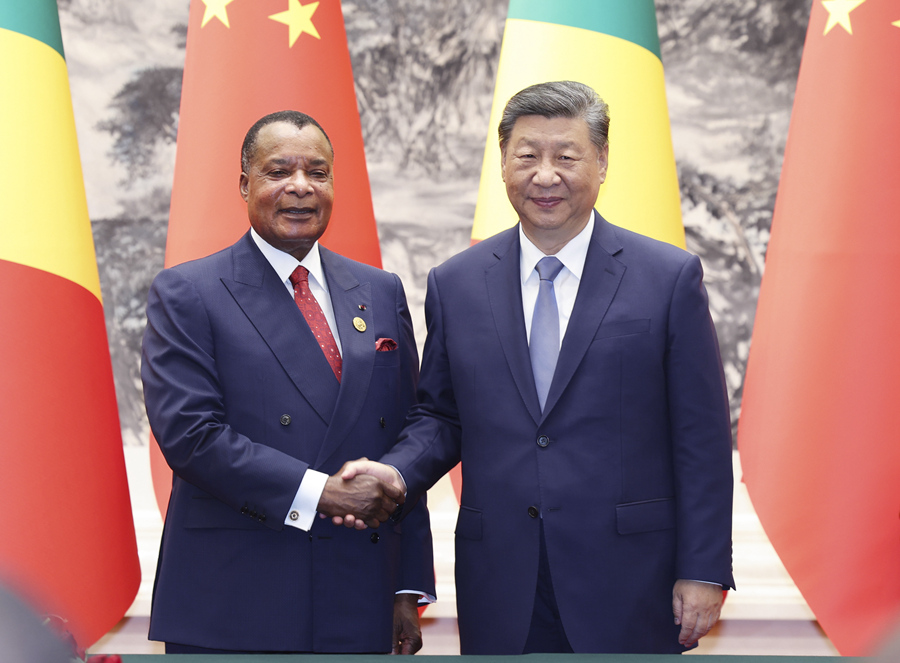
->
xmin=223 ymin=233 xmax=339 ymax=425
xmin=314 ymin=247 xmax=372 ymax=468
xmin=542 ymin=212 xmax=625 ymax=418
xmin=485 ymin=228 xmax=543 ymax=424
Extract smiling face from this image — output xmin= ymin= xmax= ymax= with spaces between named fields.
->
xmin=239 ymin=121 xmax=334 ymax=261
xmin=501 ymin=115 xmax=608 ymax=254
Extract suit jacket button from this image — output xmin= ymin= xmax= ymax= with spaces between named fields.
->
xmin=240 ymin=505 xmax=249 ymax=515
xmin=528 ymin=506 xmax=539 ymax=518
xmin=537 ymin=435 xmax=550 ymax=448
xmin=258 ymin=514 xmax=266 ymax=522
xmin=280 ymin=414 xmax=291 ymax=426
xmin=289 ymin=510 xmax=299 ymax=521
xmin=370 ymin=533 xmax=380 ymax=543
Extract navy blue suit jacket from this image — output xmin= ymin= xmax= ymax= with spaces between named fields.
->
xmin=381 ymin=213 xmax=733 ymax=654
xmin=141 ymin=232 xmax=434 ymax=652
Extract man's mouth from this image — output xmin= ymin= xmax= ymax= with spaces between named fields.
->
xmin=280 ymin=206 xmax=316 ymax=217
xmin=531 ymin=197 xmax=563 ymax=208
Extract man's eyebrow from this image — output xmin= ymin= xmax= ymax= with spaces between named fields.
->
xmin=515 ymin=138 xmax=579 ymax=149
xmin=263 ymin=156 xmax=330 ymax=168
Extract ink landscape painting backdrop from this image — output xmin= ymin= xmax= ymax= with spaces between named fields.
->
xmin=64 ymin=0 xmax=802 ymax=449
xmin=39 ymin=0 xmax=885 ymax=655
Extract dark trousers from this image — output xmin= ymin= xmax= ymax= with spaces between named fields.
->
xmin=166 ymin=643 xmax=323 ymax=655
xmin=523 ymin=520 xmax=574 ymax=654
xmin=165 ymin=642 xmax=384 ymax=655
xmin=165 ymin=643 xmax=288 ymax=654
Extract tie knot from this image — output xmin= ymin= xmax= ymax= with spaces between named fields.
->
xmin=535 ymin=256 xmax=564 ymax=282
xmin=289 ymin=265 xmax=309 ymax=287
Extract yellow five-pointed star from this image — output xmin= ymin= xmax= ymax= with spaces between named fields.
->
xmin=269 ymin=0 xmax=321 ymax=47
xmin=200 ymin=0 xmax=236 ymax=28
xmin=822 ymin=0 xmax=867 ymax=35
xmin=893 ymin=20 xmax=900 ymax=28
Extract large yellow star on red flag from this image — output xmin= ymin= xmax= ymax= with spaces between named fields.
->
xmin=269 ymin=0 xmax=321 ymax=47
xmin=200 ymin=0 xmax=236 ymax=28
xmin=822 ymin=0 xmax=867 ymax=35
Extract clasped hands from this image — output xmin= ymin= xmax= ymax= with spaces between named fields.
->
xmin=316 ymin=458 xmax=406 ymax=529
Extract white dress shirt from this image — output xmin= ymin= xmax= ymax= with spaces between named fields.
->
xmin=519 ymin=214 xmax=594 ymax=345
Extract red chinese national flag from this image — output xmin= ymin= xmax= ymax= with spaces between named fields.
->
xmin=151 ymin=0 xmax=381 ymax=512
xmin=739 ymin=1 xmax=900 ymax=655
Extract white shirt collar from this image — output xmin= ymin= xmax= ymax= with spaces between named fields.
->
xmin=250 ymin=227 xmax=329 ymax=293
xmin=519 ymin=212 xmax=594 ymax=285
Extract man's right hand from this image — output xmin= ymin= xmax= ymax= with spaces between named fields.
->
xmin=316 ymin=458 xmax=404 ymax=529
xmin=326 ymin=459 xmax=406 ymax=529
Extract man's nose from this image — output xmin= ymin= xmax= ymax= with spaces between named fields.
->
xmin=533 ymin=159 xmax=560 ymax=187
xmin=285 ymin=171 xmax=312 ymax=193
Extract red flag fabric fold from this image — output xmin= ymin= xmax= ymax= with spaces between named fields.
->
xmin=739 ymin=1 xmax=900 ymax=655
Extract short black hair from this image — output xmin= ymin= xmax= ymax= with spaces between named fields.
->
xmin=241 ymin=110 xmax=333 ymax=173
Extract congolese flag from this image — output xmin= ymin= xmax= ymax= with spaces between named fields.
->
xmin=739 ymin=0 xmax=900 ymax=655
xmin=151 ymin=0 xmax=382 ymax=513
xmin=473 ymin=0 xmax=683 ymax=247
xmin=0 ymin=0 xmax=140 ymax=650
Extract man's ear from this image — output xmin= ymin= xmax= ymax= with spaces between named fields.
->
xmin=239 ymin=172 xmax=249 ymax=201
xmin=500 ymin=148 xmax=507 ymax=183
xmin=598 ymin=144 xmax=609 ymax=184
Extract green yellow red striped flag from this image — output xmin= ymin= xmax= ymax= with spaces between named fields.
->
xmin=0 ymin=1 xmax=140 ymax=649
xmin=472 ymin=0 xmax=684 ymax=247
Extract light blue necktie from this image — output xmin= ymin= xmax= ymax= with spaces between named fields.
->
xmin=530 ymin=256 xmax=564 ymax=411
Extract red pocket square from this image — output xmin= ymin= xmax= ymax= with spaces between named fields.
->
xmin=375 ymin=337 xmax=397 ymax=352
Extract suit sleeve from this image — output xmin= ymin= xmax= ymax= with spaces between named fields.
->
xmin=390 ymin=273 xmax=437 ymax=598
xmin=141 ymin=267 xmax=309 ymax=530
xmin=382 ymin=268 xmax=463 ymax=501
xmin=666 ymin=255 xmax=735 ymax=589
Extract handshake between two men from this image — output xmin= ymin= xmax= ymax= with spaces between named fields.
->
xmin=316 ymin=458 xmax=406 ymax=529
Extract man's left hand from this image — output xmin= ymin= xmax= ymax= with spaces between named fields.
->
xmin=392 ymin=594 xmax=423 ymax=654
xmin=672 ymin=579 xmax=723 ymax=647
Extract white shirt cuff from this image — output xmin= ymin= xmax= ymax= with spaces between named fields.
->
xmin=284 ymin=469 xmax=328 ymax=531
xmin=396 ymin=589 xmax=436 ymax=603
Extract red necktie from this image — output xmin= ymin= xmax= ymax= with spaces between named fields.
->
xmin=289 ymin=266 xmax=342 ymax=382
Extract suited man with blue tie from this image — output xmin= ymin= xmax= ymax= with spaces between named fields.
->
xmin=340 ymin=82 xmax=734 ymax=654
xmin=141 ymin=111 xmax=434 ymax=654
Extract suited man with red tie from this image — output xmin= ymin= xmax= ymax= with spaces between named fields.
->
xmin=340 ymin=81 xmax=734 ymax=654
xmin=141 ymin=111 xmax=434 ymax=654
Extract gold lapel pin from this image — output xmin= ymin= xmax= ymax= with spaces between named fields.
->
xmin=352 ymin=317 xmax=367 ymax=332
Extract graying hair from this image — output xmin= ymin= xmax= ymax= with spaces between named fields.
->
xmin=498 ymin=81 xmax=610 ymax=153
